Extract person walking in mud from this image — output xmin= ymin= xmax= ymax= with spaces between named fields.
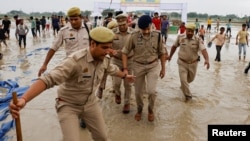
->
xmin=209 ymin=27 xmax=226 ymax=62
xmin=107 ymin=13 xmax=134 ymax=114
xmin=9 ymin=26 xmax=136 ymax=141
xmin=167 ymin=23 xmax=210 ymax=102
xmin=2 ymin=15 xmax=11 ymax=40
xmin=0 ymin=25 xmax=8 ymax=47
xmin=122 ymin=15 xmax=167 ymax=122
xmin=236 ymin=23 xmax=249 ymax=61
xmin=226 ymin=19 xmax=232 ymax=38
xmin=16 ymin=19 xmax=29 ymax=48
xmin=37 ymin=7 xmax=90 ymax=128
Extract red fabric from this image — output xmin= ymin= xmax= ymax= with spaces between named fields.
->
xmin=16 ymin=19 xmax=21 ymax=26
xmin=179 ymin=25 xmax=186 ymax=34
xmin=152 ymin=17 xmax=161 ymax=30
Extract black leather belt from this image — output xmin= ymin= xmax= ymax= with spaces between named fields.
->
xmin=134 ymin=58 xmax=158 ymax=65
xmin=113 ymin=55 xmax=133 ymax=60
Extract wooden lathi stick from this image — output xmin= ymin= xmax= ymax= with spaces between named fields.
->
xmin=12 ymin=92 xmax=23 ymax=141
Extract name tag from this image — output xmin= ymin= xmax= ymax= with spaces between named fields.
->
xmin=82 ymin=75 xmax=91 ymax=78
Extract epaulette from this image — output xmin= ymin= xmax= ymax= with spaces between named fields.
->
xmin=152 ymin=30 xmax=161 ymax=34
xmin=131 ymin=30 xmax=140 ymax=34
xmin=59 ymin=25 xmax=69 ymax=31
xmin=71 ymin=49 xmax=88 ymax=61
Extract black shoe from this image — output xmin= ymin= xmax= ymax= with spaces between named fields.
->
xmin=185 ymin=95 xmax=192 ymax=102
xmin=96 ymin=88 xmax=103 ymax=99
xmin=80 ymin=119 xmax=86 ymax=128
xmin=244 ymin=68 xmax=249 ymax=74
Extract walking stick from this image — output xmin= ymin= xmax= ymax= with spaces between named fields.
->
xmin=12 ymin=92 xmax=23 ymax=141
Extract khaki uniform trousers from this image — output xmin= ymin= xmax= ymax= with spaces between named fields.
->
xmin=112 ymin=58 xmax=133 ymax=104
xmin=133 ymin=61 xmax=160 ymax=111
xmin=56 ymin=101 xmax=108 ymax=141
xmin=178 ymin=59 xmax=198 ymax=97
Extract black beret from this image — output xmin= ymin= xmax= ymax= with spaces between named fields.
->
xmin=138 ymin=15 xmax=152 ymax=29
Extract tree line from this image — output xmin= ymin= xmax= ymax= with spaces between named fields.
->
xmin=0 ymin=9 xmax=249 ymax=22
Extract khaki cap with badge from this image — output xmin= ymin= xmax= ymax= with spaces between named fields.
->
xmin=107 ymin=20 xmax=118 ymax=29
xmin=115 ymin=13 xmax=128 ymax=25
xmin=185 ymin=23 xmax=196 ymax=31
xmin=67 ymin=7 xmax=81 ymax=17
xmin=90 ymin=27 xmax=115 ymax=43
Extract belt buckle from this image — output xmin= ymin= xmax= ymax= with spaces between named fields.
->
xmin=188 ymin=61 xmax=192 ymax=64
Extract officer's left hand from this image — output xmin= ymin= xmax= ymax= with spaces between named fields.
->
xmin=125 ymin=75 xmax=136 ymax=83
xmin=204 ymin=60 xmax=210 ymax=70
xmin=159 ymin=69 xmax=165 ymax=79
xmin=109 ymin=49 xmax=117 ymax=56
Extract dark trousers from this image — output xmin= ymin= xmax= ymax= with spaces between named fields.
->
xmin=215 ymin=45 xmax=222 ymax=61
xmin=31 ymin=28 xmax=36 ymax=37
xmin=19 ymin=35 xmax=26 ymax=47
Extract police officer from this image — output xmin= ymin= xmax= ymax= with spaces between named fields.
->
xmin=37 ymin=7 xmax=90 ymax=128
xmin=106 ymin=20 xmax=118 ymax=30
xmin=168 ymin=23 xmax=210 ymax=102
xmin=96 ymin=14 xmax=134 ymax=114
xmin=38 ymin=7 xmax=89 ymax=77
xmin=111 ymin=13 xmax=134 ymax=113
xmin=95 ymin=20 xmax=118 ymax=100
xmin=122 ymin=15 xmax=166 ymax=122
xmin=9 ymin=27 xmax=136 ymax=141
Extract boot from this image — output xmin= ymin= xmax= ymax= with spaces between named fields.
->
xmin=243 ymin=56 xmax=246 ymax=61
xmin=148 ymin=107 xmax=154 ymax=122
xmin=239 ymin=56 xmax=241 ymax=61
xmin=134 ymin=106 xmax=143 ymax=121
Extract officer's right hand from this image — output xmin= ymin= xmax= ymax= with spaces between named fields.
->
xmin=166 ymin=56 xmax=171 ymax=61
xmin=38 ymin=65 xmax=47 ymax=77
xmin=9 ymin=98 xmax=26 ymax=119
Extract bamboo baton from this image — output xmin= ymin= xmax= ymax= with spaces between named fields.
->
xmin=12 ymin=92 xmax=23 ymax=141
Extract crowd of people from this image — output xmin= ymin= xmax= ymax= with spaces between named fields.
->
xmin=3 ymin=6 xmax=249 ymax=141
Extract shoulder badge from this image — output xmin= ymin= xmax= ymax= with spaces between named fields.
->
xmin=181 ymin=38 xmax=185 ymax=43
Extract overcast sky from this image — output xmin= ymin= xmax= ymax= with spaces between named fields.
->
xmin=1 ymin=0 xmax=250 ymax=17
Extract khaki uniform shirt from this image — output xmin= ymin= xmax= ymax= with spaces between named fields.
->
xmin=51 ymin=23 xmax=89 ymax=56
xmin=40 ymin=48 xmax=120 ymax=106
xmin=112 ymin=27 xmax=134 ymax=59
xmin=122 ymin=30 xmax=166 ymax=63
xmin=173 ymin=34 xmax=205 ymax=62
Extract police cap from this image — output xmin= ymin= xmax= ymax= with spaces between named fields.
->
xmin=138 ymin=15 xmax=152 ymax=29
xmin=186 ymin=23 xmax=196 ymax=31
xmin=115 ymin=13 xmax=128 ymax=25
xmin=67 ymin=7 xmax=81 ymax=17
xmin=90 ymin=27 xmax=115 ymax=43
xmin=107 ymin=20 xmax=118 ymax=29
